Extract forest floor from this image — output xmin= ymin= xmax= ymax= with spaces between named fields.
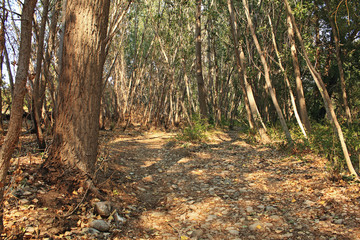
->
xmin=2 ymin=127 xmax=360 ymax=239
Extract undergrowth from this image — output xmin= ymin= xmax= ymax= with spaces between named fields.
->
xmin=176 ymin=115 xmax=211 ymax=143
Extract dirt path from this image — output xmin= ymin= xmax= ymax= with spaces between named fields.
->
xmin=3 ymin=129 xmax=360 ymax=239
xmin=101 ymin=129 xmax=360 ymax=239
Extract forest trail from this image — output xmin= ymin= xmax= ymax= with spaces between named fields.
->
xmin=3 ymin=128 xmax=360 ymax=239
xmin=99 ymin=129 xmax=360 ymax=239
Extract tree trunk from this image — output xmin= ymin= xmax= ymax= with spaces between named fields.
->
xmin=48 ymin=0 xmax=111 ymax=176
xmin=227 ymin=0 xmax=270 ymax=142
xmin=195 ymin=0 xmax=208 ymax=119
xmin=286 ymin=13 xmax=311 ymax=132
xmin=284 ymin=0 xmax=358 ymax=178
xmin=0 ymin=4 xmax=6 ymax=133
xmin=32 ymin=0 xmax=50 ymax=150
xmin=324 ymin=0 xmax=352 ymax=123
xmin=268 ymin=14 xmax=307 ymax=139
xmin=242 ymin=0 xmax=292 ymax=144
xmin=0 ymin=0 xmax=37 ymax=231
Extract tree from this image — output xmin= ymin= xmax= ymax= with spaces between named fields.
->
xmin=242 ymin=0 xmax=293 ymax=144
xmin=0 ymin=0 xmax=37 ymax=231
xmin=47 ymin=0 xmax=111 ymax=177
xmin=284 ymin=0 xmax=358 ymax=178
xmin=195 ymin=0 xmax=208 ymax=119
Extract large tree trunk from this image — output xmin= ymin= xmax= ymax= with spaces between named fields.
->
xmin=284 ymin=0 xmax=358 ymax=178
xmin=227 ymin=0 xmax=270 ymax=142
xmin=286 ymin=13 xmax=311 ymax=132
xmin=195 ymin=0 xmax=208 ymax=118
xmin=48 ymin=0 xmax=111 ymax=176
xmin=0 ymin=0 xmax=37 ymax=231
xmin=242 ymin=0 xmax=292 ymax=144
xmin=324 ymin=0 xmax=352 ymax=123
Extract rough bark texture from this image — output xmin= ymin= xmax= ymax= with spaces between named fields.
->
xmin=49 ymin=0 xmax=111 ymax=176
xmin=286 ymin=13 xmax=311 ymax=132
xmin=0 ymin=0 xmax=37 ymax=231
xmin=195 ymin=0 xmax=208 ymax=118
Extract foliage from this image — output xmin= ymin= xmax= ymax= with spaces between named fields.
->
xmin=176 ymin=115 xmax=210 ymax=143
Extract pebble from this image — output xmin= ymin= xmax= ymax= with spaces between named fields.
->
xmin=334 ymin=219 xmax=344 ymax=224
xmin=94 ymin=201 xmax=112 ymax=217
xmin=246 ymin=206 xmax=254 ymax=213
xmin=89 ymin=220 xmax=111 ymax=232
xmin=19 ymin=199 xmax=29 ymax=204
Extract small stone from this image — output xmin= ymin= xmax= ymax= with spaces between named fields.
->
xmin=19 ymin=199 xmax=29 ymax=204
xmin=83 ymin=227 xmax=100 ymax=235
xmin=246 ymin=206 xmax=254 ymax=213
xmin=270 ymin=215 xmax=282 ymax=222
xmin=265 ymin=206 xmax=276 ymax=212
xmin=94 ymin=201 xmax=112 ymax=217
xmin=190 ymin=229 xmax=203 ymax=238
xmin=226 ymin=228 xmax=239 ymax=235
xmin=334 ymin=219 xmax=344 ymax=224
xmin=23 ymin=191 xmax=32 ymax=196
xmin=89 ymin=220 xmax=110 ymax=232
xmin=113 ymin=212 xmax=126 ymax=224
xmin=257 ymin=204 xmax=265 ymax=209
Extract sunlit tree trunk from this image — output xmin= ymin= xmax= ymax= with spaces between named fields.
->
xmin=284 ymin=0 xmax=358 ymax=178
xmin=0 ymin=3 xmax=5 ymax=133
xmin=0 ymin=0 xmax=37 ymax=231
xmin=195 ymin=0 xmax=208 ymax=119
xmin=243 ymin=0 xmax=292 ymax=144
xmin=286 ymin=13 xmax=311 ymax=132
xmin=227 ymin=0 xmax=270 ymax=142
xmin=48 ymin=0 xmax=111 ymax=176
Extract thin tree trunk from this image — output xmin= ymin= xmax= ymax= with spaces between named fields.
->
xmin=243 ymin=0 xmax=292 ymax=144
xmin=195 ymin=0 xmax=208 ymax=119
xmin=227 ymin=0 xmax=270 ymax=142
xmin=284 ymin=0 xmax=358 ymax=178
xmin=0 ymin=0 xmax=37 ymax=231
xmin=268 ymin=14 xmax=307 ymax=139
xmin=0 ymin=4 xmax=6 ymax=133
xmin=324 ymin=0 xmax=352 ymax=123
xmin=32 ymin=0 xmax=50 ymax=150
xmin=286 ymin=13 xmax=311 ymax=132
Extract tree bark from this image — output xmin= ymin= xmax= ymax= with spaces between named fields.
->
xmin=227 ymin=0 xmax=270 ymax=142
xmin=195 ymin=0 xmax=208 ymax=119
xmin=242 ymin=0 xmax=292 ymax=144
xmin=32 ymin=0 xmax=50 ymax=150
xmin=324 ymin=0 xmax=352 ymax=123
xmin=48 ymin=0 xmax=111 ymax=176
xmin=286 ymin=13 xmax=311 ymax=132
xmin=0 ymin=0 xmax=37 ymax=231
xmin=284 ymin=0 xmax=358 ymax=178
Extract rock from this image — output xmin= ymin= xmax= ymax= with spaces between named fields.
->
xmin=246 ymin=206 xmax=254 ymax=213
xmin=190 ymin=229 xmax=203 ymax=239
xmin=19 ymin=199 xmax=29 ymax=204
xmin=265 ymin=206 xmax=276 ymax=212
xmin=95 ymin=201 xmax=112 ymax=217
xmin=334 ymin=219 xmax=344 ymax=224
xmin=257 ymin=204 xmax=265 ymax=209
xmin=113 ymin=212 xmax=126 ymax=224
xmin=83 ymin=227 xmax=100 ymax=235
xmin=226 ymin=227 xmax=239 ymax=235
xmin=89 ymin=220 xmax=111 ymax=232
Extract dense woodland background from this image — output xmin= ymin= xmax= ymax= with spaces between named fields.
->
xmin=0 ymin=0 xmax=359 ymax=234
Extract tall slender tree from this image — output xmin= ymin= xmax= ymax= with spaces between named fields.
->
xmin=195 ymin=0 xmax=208 ymax=119
xmin=0 ymin=0 xmax=37 ymax=231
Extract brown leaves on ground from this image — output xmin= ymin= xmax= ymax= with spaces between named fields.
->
xmin=2 ymin=128 xmax=360 ymax=239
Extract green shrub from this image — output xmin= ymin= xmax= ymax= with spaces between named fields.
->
xmin=176 ymin=115 xmax=209 ymax=142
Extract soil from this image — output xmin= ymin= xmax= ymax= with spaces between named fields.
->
xmin=2 ymin=127 xmax=360 ymax=239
